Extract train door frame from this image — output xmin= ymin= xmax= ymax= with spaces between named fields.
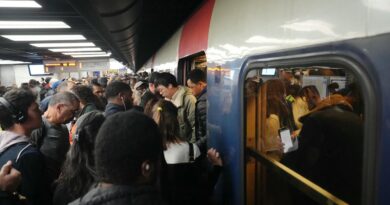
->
xmin=240 ymin=53 xmax=379 ymax=205
xmin=177 ymin=51 xmax=207 ymax=85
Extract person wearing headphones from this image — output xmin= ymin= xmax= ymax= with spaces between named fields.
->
xmin=0 ymin=88 xmax=51 ymax=205
xmin=104 ymin=81 xmax=133 ymax=117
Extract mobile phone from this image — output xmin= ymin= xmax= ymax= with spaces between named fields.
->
xmin=279 ymin=128 xmax=293 ymax=153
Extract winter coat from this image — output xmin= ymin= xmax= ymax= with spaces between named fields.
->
xmin=104 ymin=103 xmax=125 ymax=117
xmin=68 ymin=184 xmax=164 ymax=205
xmin=195 ymin=89 xmax=207 ymax=153
xmin=0 ymin=131 xmax=51 ymax=205
xmin=293 ymin=95 xmax=363 ymax=205
xmin=30 ymin=117 xmax=70 ymax=186
xmin=171 ymin=86 xmax=196 ymax=143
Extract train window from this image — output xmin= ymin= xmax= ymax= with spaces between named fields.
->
xmin=177 ymin=51 xmax=207 ymax=85
xmin=244 ymin=65 xmax=365 ymax=205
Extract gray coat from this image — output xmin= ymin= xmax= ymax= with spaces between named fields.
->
xmin=171 ymin=86 xmax=196 ymax=143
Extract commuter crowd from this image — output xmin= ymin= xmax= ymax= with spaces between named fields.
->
xmin=0 ymin=69 xmax=221 ymax=205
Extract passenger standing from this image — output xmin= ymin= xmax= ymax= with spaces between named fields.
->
xmin=155 ymin=72 xmax=196 ymax=142
xmin=90 ymin=80 xmax=107 ymax=108
xmin=294 ymin=94 xmax=363 ymax=205
xmin=139 ymin=72 xmax=161 ymax=108
xmin=31 ymin=92 xmax=80 ymax=186
xmin=104 ymin=81 xmax=133 ymax=117
xmin=53 ymin=111 xmax=105 ymax=205
xmin=69 ymin=111 xmax=164 ymax=205
xmin=187 ymin=69 xmax=208 ymax=154
xmin=0 ymin=89 xmax=51 ymax=205
xmin=264 ymin=79 xmax=296 ymax=160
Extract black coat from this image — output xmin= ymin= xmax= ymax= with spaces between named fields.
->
xmin=294 ymin=105 xmax=363 ymax=204
xmin=195 ymin=89 xmax=207 ymax=153
xmin=68 ymin=185 xmax=164 ymax=205
xmin=30 ymin=118 xmax=70 ymax=186
xmin=0 ymin=142 xmax=51 ymax=205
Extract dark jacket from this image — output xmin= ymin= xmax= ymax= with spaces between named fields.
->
xmin=0 ymin=142 xmax=51 ymax=205
xmin=195 ymin=88 xmax=207 ymax=153
xmin=104 ymin=103 xmax=125 ymax=117
xmin=68 ymin=184 xmax=164 ymax=205
xmin=140 ymin=89 xmax=155 ymax=108
xmin=294 ymin=103 xmax=363 ymax=205
xmin=30 ymin=117 xmax=70 ymax=186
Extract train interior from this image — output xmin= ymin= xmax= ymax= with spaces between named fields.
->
xmin=244 ymin=65 xmax=364 ymax=205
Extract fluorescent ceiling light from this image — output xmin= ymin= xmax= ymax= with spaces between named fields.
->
xmin=0 ymin=1 xmax=41 ymax=8
xmin=72 ymin=54 xmax=111 ymax=58
xmin=49 ymin=47 xmax=101 ymax=52
xmin=0 ymin=59 xmax=31 ymax=65
xmin=63 ymin=52 xmax=108 ymax=55
xmin=1 ymin=35 xmax=86 ymax=41
xmin=31 ymin=42 xmax=95 ymax=48
xmin=0 ymin=21 xmax=70 ymax=29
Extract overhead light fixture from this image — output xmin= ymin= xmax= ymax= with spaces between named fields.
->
xmin=72 ymin=54 xmax=111 ymax=58
xmin=1 ymin=35 xmax=86 ymax=41
xmin=0 ymin=21 xmax=70 ymax=29
xmin=49 ymin=47 xmax=101 ymax=52
xmin=0 ymin=59 xmax=31 ymax=65
xmin=0 ymin=1 xmax=41 ymax=8
xmin=63 ymin=52 xmax=108 ymax=55
xmin=31 ymin=42 xmax=95 ymax=48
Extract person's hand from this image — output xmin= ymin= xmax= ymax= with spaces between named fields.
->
xmin=0 ymin=161 xmax=21 ymax=192
xmin=207 ymin=148 xmax=223 ymax=166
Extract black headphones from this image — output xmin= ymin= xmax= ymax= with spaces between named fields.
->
xmin=0 ymin=97 xmax=27 ymax=123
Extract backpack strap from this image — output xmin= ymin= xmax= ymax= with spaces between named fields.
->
xmin=15 ymin=144 xmax=32 ymax=163
xmin=189 ymin=143 xmax=194 ymax=162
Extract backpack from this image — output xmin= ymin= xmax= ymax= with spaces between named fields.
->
xmin=0 ymin=142 xmax=32 ymax=205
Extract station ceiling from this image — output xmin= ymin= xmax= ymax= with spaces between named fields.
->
xmin=0 ymin=0 xmax=204 ymax=71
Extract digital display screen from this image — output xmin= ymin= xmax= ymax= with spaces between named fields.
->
xmin=262 ymin=68 xmax=276 ymax=76
xmin=28 ymin=64 xmax=52 ymax=76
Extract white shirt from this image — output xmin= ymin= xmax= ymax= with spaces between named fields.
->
xmin=163 ymin=142 xmax=201 ymax=164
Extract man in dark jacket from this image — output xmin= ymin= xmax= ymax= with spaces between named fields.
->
xmin=293 ymin=95 xmax=363 ymax=205
xmin=187 ymin=69 xmax=208 ymax=153
xmin=31 ymin=92 xmax=80 ymax=186
xmin=69 ymin=111 xmax=164 ymax=205
xmin=104 ymin=81 xmax=132 ymax=117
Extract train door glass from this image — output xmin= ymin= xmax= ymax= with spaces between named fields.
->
xmin=244 ymin=65 xmax=366 ymax=205
xmin=177 ymin=51 xmax=207 ymax=85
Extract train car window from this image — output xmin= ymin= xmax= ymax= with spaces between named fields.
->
xmin=244 ymin=64 xmax=365 ymax=205
xmin=177 ymin=51 xmax=207 ymax=85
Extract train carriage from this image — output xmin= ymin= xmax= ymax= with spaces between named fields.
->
xmin=141 ymin=0 xmax=390 ymax=204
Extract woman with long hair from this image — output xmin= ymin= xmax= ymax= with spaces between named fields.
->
xmin=264 ymin=79 xmax=296 ymax=160
xmin=53 ymin=111 xmax=105 ymax=205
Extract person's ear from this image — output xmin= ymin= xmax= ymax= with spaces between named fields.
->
xmin=141 ymin=161 xmax=153 ymax=178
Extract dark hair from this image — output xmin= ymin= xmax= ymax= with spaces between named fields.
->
xmin=98 ymin=77 xmax=108 ymax=88
xmin=154 ymin=72 xmax=178 ymax=87
xmin=57 ymin=111 xmax=105 ymax=201
xmin=71 ymin=85 xmax=98 ymax=106
xmin=0 ymin=89 xmax=36 ymax=129
xmin=95 ymin=111 xmax=162 ymax=185
xmin=154 ymin=100 xmax=182 ymax=150
xmin=105 ymin=81 xmax=131 ymax=99
xmin=20 ymin=83 xmax=29 ymax=90
xmin=148 ymin=72 xmax=160 ymax=84
xmin=299 ymin=85 xmax=320 ymax=110
xmin=188 ymin=69 xmax=206 ymax=84
xmin=91 ymin=81 xmax=102 ymax=88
